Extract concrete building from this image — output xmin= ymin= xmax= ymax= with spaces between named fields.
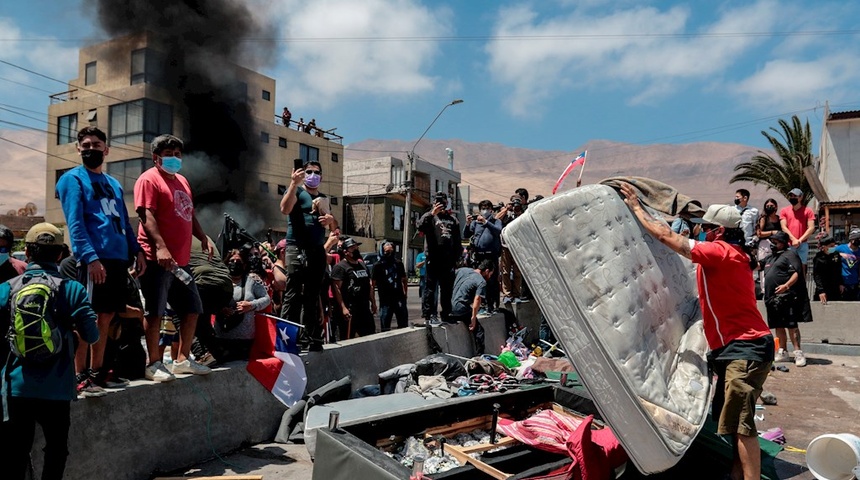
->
xmin=817 ymin=105 xmax=860 ymax=240
xmin=342 ymin=155 xmax=469 ymax=272
xmin=45 ymin=32 xmax=344 ymax=238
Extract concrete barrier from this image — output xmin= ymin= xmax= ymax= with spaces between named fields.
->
xmin=756 ymin=301 xmax=860 ymax=345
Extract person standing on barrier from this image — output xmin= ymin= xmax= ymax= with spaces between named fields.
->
xmin=621 ymin=185 xmax=773 ymax=480
xmin=279 ymin=159 xmax=337 ymax=351
xmin=418 ymin=192 xmax=461 ymax=325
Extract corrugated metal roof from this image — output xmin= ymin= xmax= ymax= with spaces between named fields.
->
xmin=829 ymin=110 xmax=860 ymax=121
xmin=820 ymin=200 xmax=860 ymax=206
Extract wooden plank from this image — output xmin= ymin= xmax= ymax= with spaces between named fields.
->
xmin=454 ymin=436 xmax=519 ymax=455
xmin=153 ymin=476 xmax=264 ymax=480
xmin=445 ymin=444 xmax=512 ymax=480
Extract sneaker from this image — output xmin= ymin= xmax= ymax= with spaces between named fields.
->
xmin=196 ymin=352 xmax=217 ymax=367
xmin=145 ymin=361 xmax=176 ymax=383
xmin=428 ymin=315 xmax=442 ymax=327
xmin=774 ymin=348 xmax=788 ymax=362
xmin=90 ymin=369 xmax=129 ymax=389
xmin=76 ymin=375 xmax=107 ymax=398
xmin=794 ymin=350 xmax=807 ymax=367
xmin=171 ymin=358 xmax=212 ymax=375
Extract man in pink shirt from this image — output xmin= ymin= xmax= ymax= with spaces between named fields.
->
xmin=135 ymin=134 xmax=213 ymax=382
xmin=779 ymin=187 xmax=816 ymax=274
xmin=620 ymin=184 xmax=773 ymax=480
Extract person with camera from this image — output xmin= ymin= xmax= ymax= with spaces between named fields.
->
xmin=279 ymin=159 xmax=337 ymax=352
xmin=417 ymin=192 xmax=462 ymax=324
xmin=496 ymin=193 xmax=526 ymax=306
xmin=331 ymin=237 xmax=377 ymax=338
xmin=760 ymin=231 xmax=812 ymax=367
xmin=212 ymin=248 xmax=271 ymax=361
xmin=464 ymin=199 xmax=502 ymax=313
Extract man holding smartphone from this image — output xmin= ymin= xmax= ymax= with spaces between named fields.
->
xmin=279 ymin=158 xmax=338 ymax=351
xmin=417 ymin=191 xmax=462 ymax=324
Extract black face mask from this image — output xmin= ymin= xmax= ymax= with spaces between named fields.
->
xmin=764 ymin=206 xmax=776 ymax=214
xmin=228 ymin=261 xmax=244 ymax=276
xmin=788 ymin=198 xmax=799 ymax=206
xmin=81 ymin=149 xmax=104 ymax=169
xmin=349 ymin=249 xmax=362 ymax=261
xmin=734 ymin=198 xmax=741 ymax=205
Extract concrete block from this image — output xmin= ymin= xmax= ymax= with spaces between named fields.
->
xmin=756 ymin=300 xmax=860 ymax=345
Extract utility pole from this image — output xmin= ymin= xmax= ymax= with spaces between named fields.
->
xmin=401 ymin=99 xmax=464 ymax=270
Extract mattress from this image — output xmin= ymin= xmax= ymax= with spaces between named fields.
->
xmin=502 ymin=184 xmax=711 ymax=473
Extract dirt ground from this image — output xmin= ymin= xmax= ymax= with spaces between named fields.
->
xmin=162 ymin=352 xmax=860 ymax=480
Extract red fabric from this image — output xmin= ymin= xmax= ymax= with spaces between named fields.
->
xmin=134 ymin=167 xmax=194 ymax=266
xmin=246 ymin=313 xmax=280 ymax=390
xmin=499 ymin=411 xmax=627 ymax=480
xmin=690 ymin=240 xmax=770 ymax=349
xmin=778 ymin=205 xmax=814 ymax=239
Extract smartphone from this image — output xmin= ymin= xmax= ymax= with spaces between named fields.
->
xmin=293 ymin=158 xmax=304 ymax=172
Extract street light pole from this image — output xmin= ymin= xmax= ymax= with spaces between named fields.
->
xmin=401 ymin=99 xmax=464 ymax=270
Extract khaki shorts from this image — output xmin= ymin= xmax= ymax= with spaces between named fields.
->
xmin=714 ymin=359 xmax=771 ymax=436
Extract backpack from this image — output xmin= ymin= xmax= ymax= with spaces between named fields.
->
xmin=6 ymin=272 xmax=65 ymax=363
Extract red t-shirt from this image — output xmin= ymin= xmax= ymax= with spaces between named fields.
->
xmin=134 ymin=167 xmax=194 ymax=266
xmin=779 ymin=205 xmax=814 ymax=240
xmin=689 ymin=240 xmax=770 ymax=350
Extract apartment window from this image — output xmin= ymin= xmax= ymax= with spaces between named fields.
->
xmin=54 ymin=168 xmax=73 ymax=198
xmin=299 ymin=143 xmax=319 ymax=164
xmin=277 ymin=184 xmax=287 ymax=195
xmin=106 ymin=158 xmax=147 ymax=194
xmin=262 ymin=90 xmax=271 ymax=101
xmin=109 ymin=99 xmax=173 ymax=145
xmin=331 ymin=152 xmax=339 ymax=163
xmin=85 ymin=61 xmax=97 ymax=85
xmin=130 ymin=48 xmax=164 ymax=85
xmin=392 ymin=205 xmax=404 ymax=231
xmin=330 ymin=197 xmax=338 ymax=206
xmin=278 ymin=137 xmax=287 ymax=148
xmin=259 ymin=181 xmax=269 ymax=193
xmin=57 ymin=114 xmax=77 ymax=145
xmin=261 ymin=131 xmax=269 ymax=143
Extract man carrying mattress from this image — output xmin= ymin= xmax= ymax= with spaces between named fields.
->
xmin=620 ymin=184 xmax=774 ymax=480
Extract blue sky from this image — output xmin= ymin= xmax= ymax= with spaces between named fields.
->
xmin=2 ymin=0 xmax=860 ymax=155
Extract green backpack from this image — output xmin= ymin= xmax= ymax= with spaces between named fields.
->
xmin=6 ymin=272 xmax=65 ymax=363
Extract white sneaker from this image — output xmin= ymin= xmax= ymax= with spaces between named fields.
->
xmin=794 ymin=350 xmax=807 ymax=367
xmin=145 ymin=361 xmax=176 ymax=383
xmin=171 ymin=358 xmax=212 ymax=376
xmin=774 ymin=348 xmax=788 ymax=362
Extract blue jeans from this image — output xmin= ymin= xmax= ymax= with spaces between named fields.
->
xmin=379 ymin=298 xmax=408 ymax=331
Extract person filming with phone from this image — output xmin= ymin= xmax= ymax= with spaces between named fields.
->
xmin=417 ymin=191 xmax=462 ymax=325
xmin=279 ymin=158 xmax=337 ymax=352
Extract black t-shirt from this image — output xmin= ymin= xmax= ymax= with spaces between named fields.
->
xmin=710 ymin=335 xmax=775 ymax=363
xmin=331 ymin=260 xmax=371 ymax=306
xmin=371 ymin=256 xmax=406 ymax=301
xmin=761 ymin=249 xmax=806 ymax=299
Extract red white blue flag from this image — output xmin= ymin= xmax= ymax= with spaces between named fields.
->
xmin=552 ymin=151 xmax=587 ymax=194
xmin=247 ymin=314 xmax=307 ymax=407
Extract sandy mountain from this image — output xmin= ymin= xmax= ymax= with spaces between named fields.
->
xmin=346 ymin=138 xmax=778 ymax=209
xmin=0 ymin=129 xmax=48 ymax=215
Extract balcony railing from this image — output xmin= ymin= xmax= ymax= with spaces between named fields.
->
xmin=50 ymin=89 xmax=79 ymax=104
xmin=274 ymin=114 xmax=343 ymax=144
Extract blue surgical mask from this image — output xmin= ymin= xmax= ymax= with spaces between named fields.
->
xmin=160 ymin=156 xmax=182 ymax=174
xmin=698 ymin=231 xmax=706 ymax=242
xmin=0 ymin=252 xmax=8 ymax=265
xmin=828 ymin=247 xmax=838 ymax=254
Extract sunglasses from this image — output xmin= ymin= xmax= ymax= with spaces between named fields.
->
xmin=305 ymin=170 xmax=321 ymax=175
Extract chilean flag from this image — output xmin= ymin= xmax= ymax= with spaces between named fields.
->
xmin=552 ymin=151 xmax=587 ymax=194
xmin=247 ymin=314 xmax=307 ymax=407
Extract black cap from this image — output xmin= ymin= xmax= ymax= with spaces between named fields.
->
xmin=770 ymin=231 xmax=790 ymax=245
xmin=819 ymin=234 xmax=835 ymax=245
xmin=341 ymin=237 xmax=361 ymax=250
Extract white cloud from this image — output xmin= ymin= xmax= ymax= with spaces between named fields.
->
xmin=0 ymin=17 xmax=78 ymax=79
xmin=266 ymin=0 xmax=453 ymax=109
xmin=485 ymin=1 xmax=780 ymax=114
xmin=732 ymin=53 xmax=860 ymax=110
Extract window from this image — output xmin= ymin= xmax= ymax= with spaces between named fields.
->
xmin=54 ymin=168 xmax=73 ymax=198
xmin=261 ymin=131 xmax=269 ymax=143
xmin=392 ymin=205 xmax=404 ymax=231
xmin=331 ymin=152 xmax=339 ymax=163
xmin=86 ymin=109 xmax=97 ymax=122
xmin=109 ymin=99 xmax=172 ymax=145
xmin=106 ymin=158 xmax=147 ymax=195
xmin=330 ymin=197 xmax=338 ymax=205
xmin=130 ymin=48 xmax=164 ymax=85
xmin=278 ymin=137 xmax=287 ymax=148
xmin=57 ymin=114 xmax=77 ymax=145
xmin=262 ymin=90 xmax=271 ymax=101
xmin=259 ymin=181 xmax=269 ymax=193
xmin=277 ymin=184 xmax=287 ymax=195
xmin=299 ymin=143 xmax=319 ymax=164
xmin=85 ymin=61 xmax=97 ymax=85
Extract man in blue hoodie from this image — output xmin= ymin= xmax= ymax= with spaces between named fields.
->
xmin=56 ymin=126 xmax=145 ymax=395
xmin=0 ymin=223 xmax=99 ymax=480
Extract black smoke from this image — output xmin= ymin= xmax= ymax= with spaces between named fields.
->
xmin=89 ymin=0 xmax=278 ymax=235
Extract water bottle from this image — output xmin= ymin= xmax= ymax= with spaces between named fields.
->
xmin=170 ymin=264 xmax=193 ymax=285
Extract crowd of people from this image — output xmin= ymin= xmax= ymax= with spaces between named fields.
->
xmin=281 ymin=106 xmax=329 ymax=139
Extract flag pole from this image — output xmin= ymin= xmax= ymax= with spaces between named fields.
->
xmin=576 ymin=151 xmax=588 ymax=187
xmin=262 ymin=313 xmax=305 ymax=329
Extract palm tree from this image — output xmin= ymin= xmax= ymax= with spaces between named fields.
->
xmin=731 ymin=115 xmax=814 ymax=205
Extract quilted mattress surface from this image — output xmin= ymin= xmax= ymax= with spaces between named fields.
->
xmin=502 ymin=184 xmax=711 ymax=473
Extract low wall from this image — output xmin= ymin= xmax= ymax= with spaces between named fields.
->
xmin=755 ymin=300 xmax=860 ymax=345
